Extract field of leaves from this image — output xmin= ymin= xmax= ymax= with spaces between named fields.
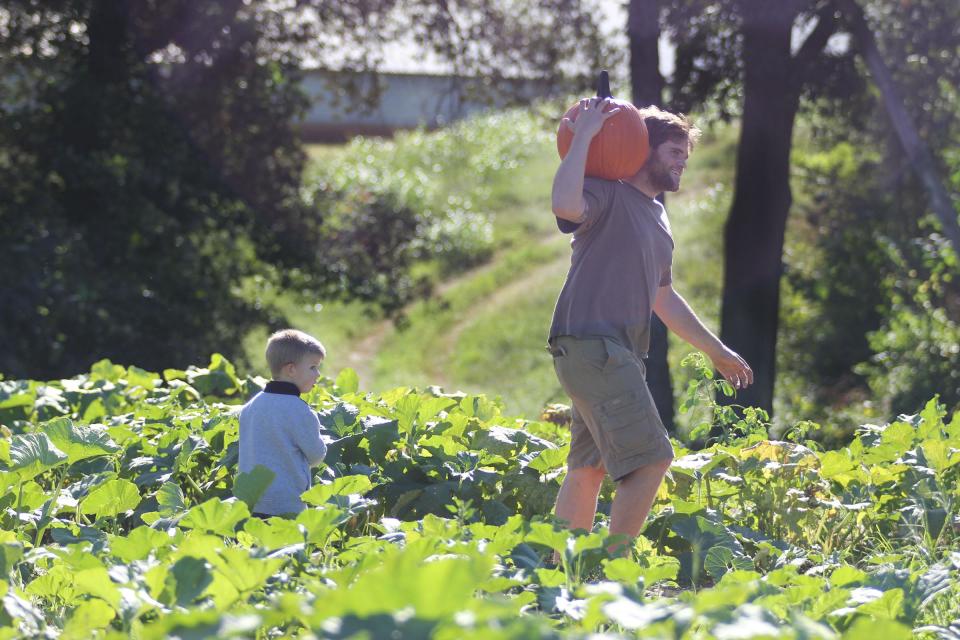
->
xmin=0 ymin=356 xmax=958 ymax=639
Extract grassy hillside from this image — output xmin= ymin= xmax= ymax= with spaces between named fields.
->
xmin=244 ymin=106 xmax=740 ymax=432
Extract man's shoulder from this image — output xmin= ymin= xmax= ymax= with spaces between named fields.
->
xmin=583 ymin=176 xmax=618 ymax=192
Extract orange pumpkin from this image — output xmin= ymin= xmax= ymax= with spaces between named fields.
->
xmin=556 ymin=99 xmax=649 ymax=180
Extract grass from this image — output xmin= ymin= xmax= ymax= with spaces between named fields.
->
xmin=449 ymin=256 xmax=572 ymax=415
xmin=369 ymin=235 xmax=569 ymax=398
xmin=245 ymin=107 xmax=749 ymax=426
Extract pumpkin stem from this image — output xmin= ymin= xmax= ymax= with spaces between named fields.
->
xmin=596 ymin=70 xmax=612 ymax=99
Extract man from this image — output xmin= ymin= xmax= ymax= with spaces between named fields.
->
xmin=547 ymin=97 xmax=753 ymax=551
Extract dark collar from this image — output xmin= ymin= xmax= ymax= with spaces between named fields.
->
xmin=264 ymin=381 xmax=301 ymax=396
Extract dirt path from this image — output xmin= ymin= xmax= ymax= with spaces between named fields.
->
xmin=343 ymin=233 xmax=568 ymax=389
xmin=432 ymin=252 xmax=569 ymax=381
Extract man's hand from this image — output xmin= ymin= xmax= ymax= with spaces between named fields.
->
xmin=654 ymin=286 xmax=754 ymax=391
xmin=709 ymin=346 xmax=753 ymax=390
xmin=561 ymin=97 xmax=620 ymax=141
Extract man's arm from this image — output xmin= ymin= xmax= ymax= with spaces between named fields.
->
xmin=653 ymin=284 xmax=754 ymax=390
xmin=552 ymin=98 xmax=619 ymax=222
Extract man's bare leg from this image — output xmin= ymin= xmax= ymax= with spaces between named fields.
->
xmin=554 ymin=464 xmax=606 ymax=531
xmin=608 ymin=457 xmax=673 ymax=554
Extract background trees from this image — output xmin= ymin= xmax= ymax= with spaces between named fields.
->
xmin=0 ymin=0 xmax=614 ymax=379
xmin=1 ymin=1 xmax=310 ymax=377
xmin=654 ymin=0 xmax=958 ymax=418
xmin=2 ymin=0 xmax=956 ymax=425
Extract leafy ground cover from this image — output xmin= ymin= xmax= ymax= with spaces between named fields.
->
xmin=0 ymin=357 xmax=958 ymax=638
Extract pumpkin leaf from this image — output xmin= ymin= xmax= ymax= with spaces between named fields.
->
xmin=62 ymin=599 xmax=116 ymax=638
xmin=109 ymin=526 xmax=174 ymax=563
xmin=8 ymin=433 xmax=68 ymax=480
xmin=335 ymin=368 xmax=360 ymax=395
xmin=233 ymin=465 xmax=276 ymax=511
xmin=155 ymin=482 xmax=187 ymax=517
xmin=73 ymin=566 xmax=121 ymax=609
xmin=168 ymin=556 xmax=213 ymax=607
xmin=211 ymin=548 xmax=283 ymax=594
xmin=524 ymin=446 xmax=568 ymax=474
xmin=242 ymin=517 xmax=303 ymax=550
xmin=704 ymin=546 xmax=754 ymax=579
xmin=42 ymin=418 xmax=120 ymax=463
xmin=296 ymin=507 xmax=349 ymax=546
xmin=179 ymin=498 xmax=249 ymax=538
xmin=301 ymin=474 xmax=373 ymax=506
xmin=80 ymin=479 xmax=141 ymax=518
xmin=0 ymin=542 xmax=24 ymax=577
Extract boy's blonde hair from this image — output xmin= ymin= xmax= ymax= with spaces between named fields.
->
xmin=265 ymin=329 xmax=326 ymax=377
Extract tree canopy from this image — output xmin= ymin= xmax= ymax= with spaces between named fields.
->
xmin=0 ymin=1 xmax=615 ymax=378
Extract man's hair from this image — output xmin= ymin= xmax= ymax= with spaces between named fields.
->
xmin=639 ymin=105 xmax=701 ymax=150
xmin=265 ymin=329 xmax=326 ymax=377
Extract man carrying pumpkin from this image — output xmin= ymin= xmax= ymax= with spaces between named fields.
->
xmin=547 ymin=96 xmax=753 ymax=554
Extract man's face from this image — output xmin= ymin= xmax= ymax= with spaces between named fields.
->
xmin=645 ymin=137 xmax=690 ymax=193
xmin=285 ymin=354 xmax=324 ymax=394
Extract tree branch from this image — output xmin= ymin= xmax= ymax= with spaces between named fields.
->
xmin=793 ymin=3 xmax=839 ymax=70
xmin=838 ymin=0 xmax=960 ymax=250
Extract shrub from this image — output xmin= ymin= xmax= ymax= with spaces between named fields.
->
xmin=857 ymin=235 xmax=960 ymax=415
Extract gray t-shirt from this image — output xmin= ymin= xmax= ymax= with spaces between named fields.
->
xmin=549 ymin=177 xmax=674 ymax=357
xmin=238 ymin=388 xmax=327 ymax=515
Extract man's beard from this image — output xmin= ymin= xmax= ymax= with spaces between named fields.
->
xmin=648 ymin=159 xmax=679 ymax=193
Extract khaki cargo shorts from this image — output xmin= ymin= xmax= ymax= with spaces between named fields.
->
xmin=548 ymin=335 xmax=674 ymax=481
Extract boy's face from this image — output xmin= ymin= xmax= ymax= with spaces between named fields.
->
xmin=282 ymin=354 xmax=324 ymax=394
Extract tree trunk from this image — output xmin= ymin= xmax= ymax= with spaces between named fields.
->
xmin=719 ymin=3 xmax=800 ymax=415
xmin=628 ymin=0 xmax=664 ymax=108
xmin=629 ymin=0 xmax=675 ymax=433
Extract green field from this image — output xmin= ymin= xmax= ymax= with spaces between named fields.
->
xmin=0 ymin=358 xmax=957 ymax=637
xmin=244 ymin=108 xmax=742 ymax=433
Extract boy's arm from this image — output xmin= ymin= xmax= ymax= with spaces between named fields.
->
xmin=294 ymin=409 xmax=327 ymax=466
xmin=652 ymin=284 xmax=754 ymax=390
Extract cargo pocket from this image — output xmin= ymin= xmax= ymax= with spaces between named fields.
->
xmin=593 ymin=389 xmax=658 ymax=456
xmin=600 ymin=338 xmax=633 ymax=373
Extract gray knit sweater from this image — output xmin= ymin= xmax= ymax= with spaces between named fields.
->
xmin=238 ymin=382 xmax=327 ymax=515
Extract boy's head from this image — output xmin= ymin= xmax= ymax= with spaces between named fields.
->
xmin=265 ymin=329 xmax=326 ymax=393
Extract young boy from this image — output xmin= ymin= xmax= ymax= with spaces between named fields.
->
xmin=238 ymin=329 xmax=327 ymax=517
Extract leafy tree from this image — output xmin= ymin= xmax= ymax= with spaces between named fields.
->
xmin=674 ymin=0 xmax=845 ymax=415
xmin=297 ymin=0 xmax=619 ymax=97
xmin=0 ymin=1 xmax=619 ymax=379
xmin=784 ymin=0 xmax=960 ymax=418
xmin=0 ymin=1 xmax=316 ymax=377
xmin=657 ymin=0 xmax=957 ymax=417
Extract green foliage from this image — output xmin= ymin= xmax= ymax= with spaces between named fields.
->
xmin=79 ymin=479 xmax=141 ymax=519
xmin=856 ymin=237 xmax=960 ymax=415
xmin=4 ymin=1 xmax=493 ymax=379
xmin=784 ymin=134 xmax=960 ymax=432
xmin=232 ymin=465 xmax=276 ymax=511
xmin=0 ymin=1 xmax=313 ymax=379
xmin=0 ymin=357 xmax=957 ymax=637
xmin=774 ymin=0 xmax=960 ymax=435
xmin=305 ymin=106 xmax=556 ymax=283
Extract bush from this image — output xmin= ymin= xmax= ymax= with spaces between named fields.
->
xmin=857 ymin=235 xmax=960 ymax=415
xmin=305 ymin=106 xmax=555 ymax=279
